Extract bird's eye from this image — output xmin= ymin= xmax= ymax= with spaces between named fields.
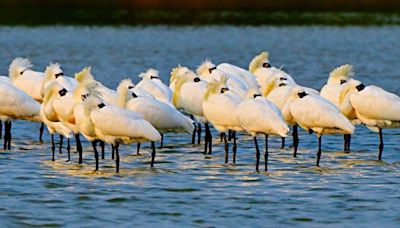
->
xmin=58 ymin=88 xmax=67 ymax=97
xmin=128 ymin=86 xmax=134 ymax=89
xmin=356 ymin=83 xmax=365 ymax=92
xmin=262 ymin=62 xmax=271 ymax=68
xmin=55 ymin=72 xmax=64 ymax=78
xmin=98 ymin=103 xmax=106 ymax=109
xmin=297 ymin=91 xmax=308 ymax=98
xmin=150 ymin=76 xmax=158 ymax=80
xmin=194 ymin=77 xmax=201 ymax=82
xmin=280 ymin=77 xmax=287 ymax=81
xmin=208 ymin=66 xmax=217 ymax=74
xmin=132 ymin=92 xmax=138 ymax=98
xmin=19 ymin=70 xmax=25 ymax=75
xmin=253 ymin=94 xmax=261 ymax=98
xmin=340 ymin=79 xmax=347 ymax=84
xmin=220 ymin=88 xmax=229 ymax=93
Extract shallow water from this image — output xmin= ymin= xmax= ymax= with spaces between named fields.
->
xmin=0 ymin=26 xmax=400 ymax=227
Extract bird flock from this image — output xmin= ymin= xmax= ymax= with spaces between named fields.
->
xmin=1 ymin=51 xmax=399 ymax=173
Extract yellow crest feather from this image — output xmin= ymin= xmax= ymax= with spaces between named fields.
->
xmin=249 ymin=51 xmax=269 ymax=73
xmin=75 ymin=67 xmax=93 ymax=83
xmin=329 ymin=64 xmax=354 ymax=80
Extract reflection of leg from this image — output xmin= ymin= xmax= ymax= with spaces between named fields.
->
xmin=112 ymin=145 xmax=115 ymax=160
xmin=160 ymin=134 xmax=164 ymax=149
xmin=100 ymin=141 xmax=105 ymax=159
xmin=281 ymin=137 xmax=285 ymax=149
xmin=0 ymin=120 xmax=2 ymax=139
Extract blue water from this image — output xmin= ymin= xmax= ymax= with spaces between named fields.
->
xmin=0 ymin=26 xmax=399 ymax=227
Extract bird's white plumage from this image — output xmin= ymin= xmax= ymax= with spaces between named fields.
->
xmin=136 ymin=68 xmax=173 ymax=105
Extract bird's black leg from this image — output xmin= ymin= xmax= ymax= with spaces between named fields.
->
xmin=3 ymin=121 xmax=12 ymax=150
xmin=293 ymin=125 xmax=299 ymax=157
xmin=7 ymin=121 xmax=11 ymax=150
xmin=281 ymin=137 xmax=285 ymax=149
xmin=59 ymin=135 xmax=64 ymax=154
xmin=3 ymin=121 xmax=7 ymax=150
xmin=197 ymin=123 xmax=202 ymax=144
xmin=151 ymin=141 xmax=156 ymax=167
xmin=191 ymin=117 xmax=197 ymax=144
xmin=316 ymin=135 xmax=322 ymax=166
xmin=0 ymin=120 xmax=2 ymax=139
xmin=347 ymin=134 xmax=352 ymax=152
xmin=343 ymin=134 xmax=351 ymax=152
xmin=220 ymin=133 xmax=223 ymax=142
xmin=265 ymin=134 xmax=269 ymax=171
xmin=100 ymin=140 xmax=105 ymax=159
xmin=136 ymin=143 xmax=141 ymax=155
xmin=232 ymin=131 xmax=237 ymax=164
xmin=254 ymin=136 xmax=260 ymax=172
xmin=223 ymin=132 xmax=229 ymax=163
xmin=92 ymin=141 xmax=99 ymax=171
xmin=115 ymin=144 xmax=120 ymax=173
xmin=66 ymin=138 xmax=70 ymax=162
xmin=203 ymin=123 xmax=209 ymax=155
xmin=228 ymin=130 xmax=232 ymax=141
xmin=159 ymin=134 xmax=164 ymax=149
xmin=39 ymin=122 xmax=44 ymax=143
xmin=51 ymin=134 xmax=55 ymax=161
xmin=378 ymin=128 xmax=384 ymax=160
xmin=206 ymin=123 xmax=212 ymax=155
xmin=111 ymin=145 xmax=115 ymax=160
xmin=75 ymin=134 xmax=82 ymax=164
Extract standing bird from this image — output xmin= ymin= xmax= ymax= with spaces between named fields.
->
xmin=236 ymin=94 xmax=289 ymax=171
xmin=282 ymin=87 xmax=354 ymax=166
xmin=0 ymin=81 xmax=41 ymax=149
xmin=321 ymin=64 xmax=356 ymax=152
xmin=41 ymin=63 xmax=78 ymax=98
xmin=9 ymin=57 xmax=45 ymax=142
xmin=202 ymin=76 xmax=243 ymax=161
xmin=170 ymin=66 xmax=207 ymax=144
xmin=82 ymin=95 xmax=161 ymax=173
xmin=135 ymin=68 xmax=173 ymax=106
xmin=339 ymin=79 xmax=400 ymax=160
xmin=118 ymin=79 xmax=193 ymax=150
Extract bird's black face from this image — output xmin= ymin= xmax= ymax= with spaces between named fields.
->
xmin=262 ymin=62 xmax=271 ymax=68
xmin=340 ymin=79 xmax=347 ymax=84
xmin=220 ymin=88 xmax=229 ymax=94
xmin=279 ymin=83 xmax=286 ymax=87
xmin=280 ymin=77 xmax=287 ymax=81
xmin=98 ymin=103 xmax=106 ymax=109
xmin=253 ymin=94 xmax=261 ymax=98
xmin=58 ymin=88 xmax=67 ymax=97
xmin=194 ymin=77 xmax=201 ymax=82
xmin=208 ymin=66 xmax=217 ymax=74
xmin=132 ymin=92 xmax=138 ymax=98
xmin=150 ymin=76 xmax=158 ymax=80
xmin=298 ymin=91 xmax=308 ymax=98
xmin=356 ymin=83 xmax=365 ymax=92
xmin=128 ymin=85 xmax=134 ymax=89
xmin=55 ymin=72 xmax=64 ymax=78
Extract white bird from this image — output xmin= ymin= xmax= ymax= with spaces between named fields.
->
xmin=41 ymin=63 xmax=78 ymax=98
xmin=75 ymin=67 xmax=119 ymax=106
xmin=118 ymin=79 xmax=193 ymax=151
xmin=236 ymin=93 xmax=289 ymax=171
xmin=339 ymin=79 xmax=400 ymax=160
xmin=170 ymin=66 xmax=207 ymax=144
xmin=249 ymin=51 xmax=297 ymax=92
xmin=0 ymin=81 xmax=41 ymax=149
xmin=197 ymin=60 xmax=249 ymax=98
xmin=320 ymin=64 xmax=356 ymax=152
xmin=82 ymin=95 xmax=161 ymax=173
xmin=217 ymin=63 xmax=260 ymax=90
xmin=202 ymin=76 xmax=243 ymax=161
xmin=135 ymin=68 xmax=173 ymax=106
xmin=41 ymin=81 xmax=76 ymax=162
xmin=282 ymin=86 xmax=354 ymax=166
xmin=9 ymin=57 xmax=46 ymax=141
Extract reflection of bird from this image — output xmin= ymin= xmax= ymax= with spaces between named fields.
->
xmin=83 ymin=95 xmax=161 ymax=173
xmin=202 ymin=76 xmax=242 ymax=161
xmin=282 ymin=87 xmax=354 ymax=166
xmin=321 ymin=64 xmax=355 ymax=152
xmin=236 ymin=94 xmax=289 ymax=171
xmin=340 ymin=79 xmax=400 ymax=160
xmin=135 ymin=68 xmax=173 ymax=106
xmin=0 ymin=81 xmax=41 ymax=149
xmin=118 ymin=79 xmax=193 ymax=150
